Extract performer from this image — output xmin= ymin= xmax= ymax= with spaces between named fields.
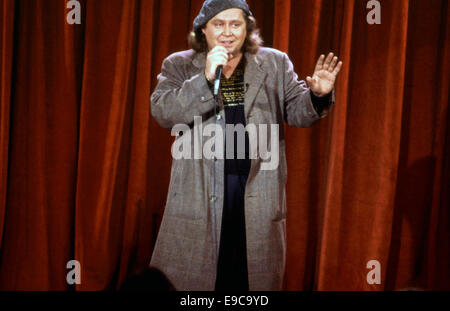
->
xmin=150 ymin=0 xmax=342 ymax=291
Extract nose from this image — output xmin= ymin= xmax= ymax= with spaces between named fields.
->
xmin=223 ymin=24 xmax=231 ymax=36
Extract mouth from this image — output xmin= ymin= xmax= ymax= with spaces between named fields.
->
xmin=220 ymin=40 xmax=234 ymax=47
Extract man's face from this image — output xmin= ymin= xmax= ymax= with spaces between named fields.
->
xmin=202 ymin=8 xmax=247 ymax=56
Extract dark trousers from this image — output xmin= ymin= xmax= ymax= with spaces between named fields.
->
xmin=214 ymin=173 xmax=249 ymax=291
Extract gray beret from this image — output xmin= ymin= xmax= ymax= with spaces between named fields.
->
xmin=193 ymin=0 xmax=253 ymax=31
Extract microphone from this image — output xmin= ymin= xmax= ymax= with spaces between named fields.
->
xmin=213 ymin=65 xmax=223 ymax=97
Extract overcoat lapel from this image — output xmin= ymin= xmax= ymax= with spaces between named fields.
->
xmin=244 ymin=52 xmax=266 ymax=120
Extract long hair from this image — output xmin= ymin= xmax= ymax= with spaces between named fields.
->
xmin=188 ymin=13 xmax=263 ymax=54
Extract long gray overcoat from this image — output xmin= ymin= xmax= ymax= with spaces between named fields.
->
xmin=149 ymin=47 xmax=333 ymax=291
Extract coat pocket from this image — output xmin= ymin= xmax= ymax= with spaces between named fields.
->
xmin=163 ymin=160 xmax=203 ymax=221
xmin=266 ymin=188 xmax=287 ymax=222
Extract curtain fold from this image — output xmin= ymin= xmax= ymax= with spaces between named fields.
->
xmin=317 ymin=0 xmax=411 ymax=291
xmin=0 ymin=0 xmax=15 ymax=252
xmin=0 ymin=0 xmax=81 ymax=290
xmin=0 ymin=0 xmax=448 ymax=290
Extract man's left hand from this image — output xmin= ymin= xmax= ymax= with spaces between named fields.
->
xmin=306 ymin=53 xmax=343 ymax=97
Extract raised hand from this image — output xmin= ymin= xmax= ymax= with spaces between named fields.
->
xmin=306 ymin=53 xmax=343 ymax=97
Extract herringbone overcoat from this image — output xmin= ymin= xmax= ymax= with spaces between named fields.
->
xmin=149 ymin=47 xmax=333 ymax=290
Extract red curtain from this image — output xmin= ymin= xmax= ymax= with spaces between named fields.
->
xmin=0 ymin=0 xmax=448 ymax=290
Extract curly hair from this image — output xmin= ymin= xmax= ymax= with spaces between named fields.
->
xmin=188 ymin=13 xmax=263 ymax=54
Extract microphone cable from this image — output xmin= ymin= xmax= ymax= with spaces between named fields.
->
xmin=212 ymin=65 xmax=223 ymax=261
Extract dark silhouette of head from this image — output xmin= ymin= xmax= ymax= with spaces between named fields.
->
xmin=119 ymin=267 xmax=176 ymax=291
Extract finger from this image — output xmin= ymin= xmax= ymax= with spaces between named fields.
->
xmin=212 ymin=60 xmax=228 ymax=72
xmin=209 ymin=47 xmax=228 ymax=56
xmin=212 ymin=51 xmax=229 ymax=61
xmin=314 ymin=54 xmax=325 ymax=73
xmin=306 ymin=76 xmax=318 ymax=90
xmin=322 ymin=53 xmax=334 ymax=70
xmin=208 ymin=49 xmax=228 ymax=61
xmin=313 ymin=76 xmax=319 ymax=89
xmin=328 ymin=56 xmax=338 ymax=72
xmin=209 ymin=52 xmax=229 ymax=66
xmin=212 ymin=46 xmax=229 ymax=55
xmin=216 ymin=56 xmax=228 ymax=67
xmin=212 ymin=45 xmax=228 ymax=52
xmin=332 ymin=61 xmax=343 ymax=75
xmin=208 ymin=54 xmax=229 ymax=77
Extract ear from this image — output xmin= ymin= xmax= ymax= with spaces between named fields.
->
xmin=201 ymin=27 xmax=206 ymax=35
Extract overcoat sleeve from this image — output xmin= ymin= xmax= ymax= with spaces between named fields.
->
xmin=150 ymin=56 xmax=214 ymax=129
xmin=282 ymin=53 xmax=334 ymax=127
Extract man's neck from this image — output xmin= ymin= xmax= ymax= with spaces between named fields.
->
xmin=223 ymin=52 xmax=243 ymax=79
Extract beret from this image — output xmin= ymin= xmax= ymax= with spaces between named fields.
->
xmin=193 ymin=0 xmax=253 ymax=31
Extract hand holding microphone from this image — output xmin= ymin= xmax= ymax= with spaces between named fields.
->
xmin=205 ymin=46 xmax=230 ymax=83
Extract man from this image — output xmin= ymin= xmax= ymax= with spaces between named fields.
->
xmin=150 ymin=0 xmax=342 ymax=291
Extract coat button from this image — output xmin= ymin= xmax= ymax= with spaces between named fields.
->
xmin=201 ymin=96 xmax=205 ymax=101
xmin=210 ymin=196 xmax=217 ymax=203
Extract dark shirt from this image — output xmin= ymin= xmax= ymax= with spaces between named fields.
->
xmin=310 ymin=91 xmax=331 ymax=115
xmin=220 ymin=57 xmax=251 ymax=175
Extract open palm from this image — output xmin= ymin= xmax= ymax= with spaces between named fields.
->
xmin=307 ymin=53 xmax=343 ymax=97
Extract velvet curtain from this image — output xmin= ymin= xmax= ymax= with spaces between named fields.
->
xmin=0 ymin=0 xmax=448 ymax=290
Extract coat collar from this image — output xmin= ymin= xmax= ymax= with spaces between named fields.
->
xmin=192 ymin=50 xmax=267 ymax=119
